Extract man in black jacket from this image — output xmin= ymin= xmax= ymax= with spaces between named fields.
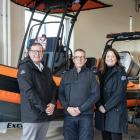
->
xmin=59 ymin=48 xmax=100 ymax=140
xmin=17 ymin=43 xmax=57 ymax=140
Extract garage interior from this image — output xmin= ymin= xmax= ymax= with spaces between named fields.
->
xmin=0 ymin=0 xmax=140 ymax=140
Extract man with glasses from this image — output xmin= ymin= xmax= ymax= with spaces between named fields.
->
xmin=17 ymin=43 xmax=57 ymax=140
xmin=59 ymin=48 xmax=100 ymax=140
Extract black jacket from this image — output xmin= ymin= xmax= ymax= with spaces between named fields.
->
xmin=59 ymin=67 xmax=100 ymax=115
xmin=95 ymin=66 xmax=128 ymax=133
xmin=17 ymin=57 xmax=57 ymax=122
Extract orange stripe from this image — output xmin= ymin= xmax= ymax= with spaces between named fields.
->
xmin=127 ymin=99 xmax=140 ymax=107
xmin=0 ymin=73 xmax=61 ymax=108
xmin=53 ymin=76 xmax=62 ymax=109
xmin=1 ymin=89 xmax=140 ymax=108
xmin=127 ymin=82 xmax=140 ymax=90
xmin=0 ymin=65 xmax=61 ymax=85
xmin=0 ymin=90 xmax=20 ymax=104
xmin=0 ymin=89 xmax=63 ymax=109
xmin=53 ymin=76 xmax=61 ymax=86
xmin=0 ymin=65 xmax=18 ymax=78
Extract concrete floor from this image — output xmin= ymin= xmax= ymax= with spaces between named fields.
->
xmin=0 ymin=121 xmax=140 ymax=140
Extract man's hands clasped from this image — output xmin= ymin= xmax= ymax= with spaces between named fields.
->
xmin=67 ymin=107 xmax=81 ymax=116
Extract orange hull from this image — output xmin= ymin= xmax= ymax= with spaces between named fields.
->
xmin=0 ymin=64 xmax=140 ymax=108
xmin=127 ymin=99 xmax=140 ymax=107
xmin=127 ymin=81 xmax=140 ymax=107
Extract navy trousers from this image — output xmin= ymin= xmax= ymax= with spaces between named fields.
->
xmin=102 ymin=131 xmax=122 ymax=140
xmin=63 ymin=115 xmax=94 ymax=140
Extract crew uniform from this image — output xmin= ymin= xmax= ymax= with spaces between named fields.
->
xmin=59 ymin=66 xmax=100 ymax=140
xmin=95 ymin=66 xmax=128 ymax=140
xmin=17 ymin=57 xmax=57 ymax=140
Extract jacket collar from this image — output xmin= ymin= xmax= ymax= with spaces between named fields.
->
xmin=104 ymin=66 xmax=118 ymax=83
xmin=34 ymin=62 xmax=44 ymax=72
xmin=73 ymin=65 xmax=87 ymax=74
xmin=23 ymin=57 xmax=44 ymax=72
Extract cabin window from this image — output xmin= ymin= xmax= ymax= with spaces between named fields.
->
xmin=25 ymin=10 xmax=70 ymax=46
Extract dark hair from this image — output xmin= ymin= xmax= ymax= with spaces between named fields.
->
xmin=74 ymin=48 xmax=86 ymax=56
xmin=98 ymin=48 xmax=123 ymax=74
xmin=25 ymin=43 xmax=44 ymax=57
xmin=28 ymin=42 xmax=43 ymax=50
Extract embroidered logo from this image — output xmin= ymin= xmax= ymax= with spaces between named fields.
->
xmin=121 ymin=76 xmax=126 ymax=80
xmin=20 ymin=70 xmax=26 ymax=75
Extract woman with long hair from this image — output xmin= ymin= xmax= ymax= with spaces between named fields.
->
xmin=95 ymin=48 xmax=128 ymax=140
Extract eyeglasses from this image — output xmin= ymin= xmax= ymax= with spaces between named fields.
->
xmin=29 ymin=50 xmax=44 ymax=55
xmin=73 ymin=56 xmax=86 ymax=60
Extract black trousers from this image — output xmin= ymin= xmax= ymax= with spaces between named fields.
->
xmin=102 ymin=131 xmax=122 ymax=140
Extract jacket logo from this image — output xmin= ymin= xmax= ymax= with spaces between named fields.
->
xmin=121 ymin=76 xmax=126 ymax=80
xmin=20 ymin=70 xmax=26 ymax=75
